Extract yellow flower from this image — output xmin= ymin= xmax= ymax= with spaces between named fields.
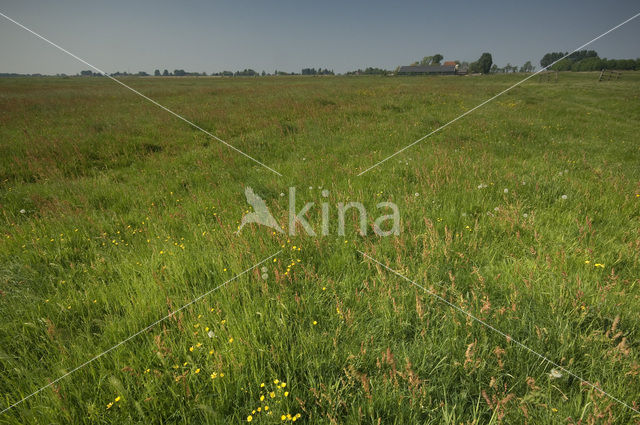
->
xmin=209 ymin=349 xmax=214 ymax=355
xmin=189 ymin=346 xmax=194 ymax=352
xmin=195 ymin=369 xmax=200 ymax=374
xmin=106 ymin=402 xmax=113 ymax=409
xmin=247 ymin=415 xmax=253 ymax=422
xmin=281 ymin=382 xmax=286 ymax=388
xmin=264 ymin=406 xmax=269 ymax=411
xmin=211 ymin=372 xmax=217 ymax=379
xmin=281 ymin=415 xmax=286 ymax=421
xmin=274 ymin=379 xmax=279 ymax=384
xmin=270 ymin=392 xmax=275 ymax=398
xmin=260 ymin=395 xmax=265 ymax=401
xmin=220 ymin=373 xmax=225 ymax=377
xmin=114 ymin=396 xmax=121 ymax=402
xmin=313 ymin=321 xmax=317 ymax=325
xmin=228 ymin=338 xmax=234 ymax=343
xmin=284 ymin=391 xmax=289 ymax=397
xmin=257 ymin=407 xmax=261 ymax=412
xmin=260 ymin=383 xmax=265 ymax=388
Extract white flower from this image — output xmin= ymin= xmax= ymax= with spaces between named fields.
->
xmin=504 ymin=188 xmax=508 ymax=193
xmin=261 ymin=273 xmax=268 ymax=280
xmin=19 ymin=209 xmax=26 ymax=214
xmin=561 ymin=195 xmax=568 ymax=200
xmin=494 ymin=207 xmax=499 ymax=211
xmin=261 ymin=266 xmax=268 ymax=273
xmin=207 ymin=330 xmax=215 ymax=338
xmin=280 ymin=193 xmax=285 ymax=197
xmin=549 ymin=368 xmax=563 ymax=379
xmin=414 ymin=193 xmax=420 ymax=197
xmin=309 ymin=186 xmax=313 ymax=190
xmin=523 ymin=213 xmax=528 ymax=218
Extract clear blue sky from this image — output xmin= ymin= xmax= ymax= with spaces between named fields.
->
xmin=0 ymin=0 xmax=638 ymax=74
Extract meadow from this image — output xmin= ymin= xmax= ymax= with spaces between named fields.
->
xmin=0 ymin=72 xmax=639 ymax=424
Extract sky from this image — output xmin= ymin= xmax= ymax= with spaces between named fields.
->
xmin=0 ymin=0 xmax=638 ymax=75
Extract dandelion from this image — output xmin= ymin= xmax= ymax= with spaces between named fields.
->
xmin=414 ymin=193 xmax=419 ymax=197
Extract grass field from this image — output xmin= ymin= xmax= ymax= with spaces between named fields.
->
xmin=1 ymin=72 xmax=639 ymax=424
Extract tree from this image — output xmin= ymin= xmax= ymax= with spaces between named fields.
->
xmin=521 ymin=61 xmax=534 ymax=73
xmin=540 ymin=52 xmax=566 ymax=68
xmin=154 ymin=69 xmax=161 ymax=76
xmin=420 ymin=56 xmax=433 ymax=66
xmin=432 ymin=54 xmax=443 ymax=65
xmin=490 ymin=64 xmax=498 ymax=73
xmin=470 ymin=53 xmax=493 ymax=74
xmin=162 ymin=69 xmax=169 ymax=76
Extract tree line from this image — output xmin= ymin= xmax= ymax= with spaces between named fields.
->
xmin=540 ymin=50 xmax=639 ymax=71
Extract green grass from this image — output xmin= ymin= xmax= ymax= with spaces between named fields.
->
xmin=0 ymin=72 xmax=639 ymax=424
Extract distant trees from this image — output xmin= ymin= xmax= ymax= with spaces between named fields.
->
xmin=301 ymin=68 xmax=334 ymax=75
xmin=470 ymin=53 xmax=493 ymax=74
xmin=154 ymin=69 xmax=161 ymax=76
xmin=520 ymin=61 xmax=534 ymax=73
xmin=540 ymin=52 xmax=565 ymax=68
xmin=540 ymin=50 xmax=639 ymax=71
xmin=345 ymin=67 xmax=389 ymax=75
xmin=419 ymin=54 xmax=444 ymax=66
xmin=162 ymin=69 xmax=169 ymax=76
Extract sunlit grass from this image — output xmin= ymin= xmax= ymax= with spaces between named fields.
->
xmin=0 ymin=72 xmax=639 ymax=423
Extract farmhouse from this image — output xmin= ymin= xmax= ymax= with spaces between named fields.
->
xmin=397 ymin=64 xmax=467 ymax=76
